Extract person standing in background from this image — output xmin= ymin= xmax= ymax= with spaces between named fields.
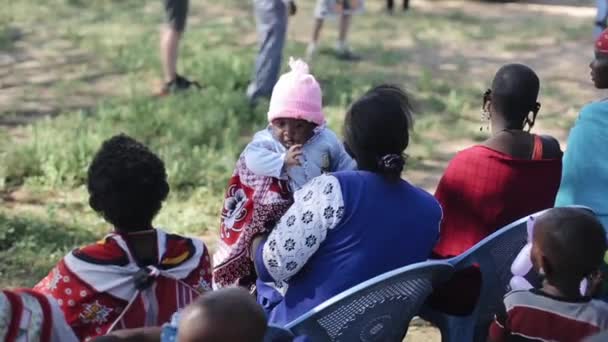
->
xmin=387 ymin=0 xmax=409 ymax=13
xmin=158 ymin=0 xmax=201 ymax=95
xmin=247 ymin=0 xmax=297 ymax=104
xmin=596 ymin=0 xmax=608 ymax=39
xmin=306 ymin=0 xmax=364 ymax=62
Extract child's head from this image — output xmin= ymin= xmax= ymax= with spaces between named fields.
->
xmin=177 ymin=288 xmax=267 ymax=342
xmin=87 ymin=134 xmax=169 ymax=232
xmin=268 ymin=58 xmax=324 ymax=147
xmin=532 ymin=208 xmax=607 ymax=291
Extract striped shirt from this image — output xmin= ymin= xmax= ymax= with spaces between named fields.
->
xmin=489 ymin=289 xmax=608 ymax=342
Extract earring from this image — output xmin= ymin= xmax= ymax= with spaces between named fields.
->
xmin=480 ymin=89 xmax=492 ymax=131
xmin=480 ymin=108 xmax=490 ymax=131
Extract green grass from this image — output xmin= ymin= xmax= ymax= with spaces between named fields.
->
xmin=0 ymin=213 xmax=98 ymax=287
xmin=0 ymin=0 xmax=593 ymax=287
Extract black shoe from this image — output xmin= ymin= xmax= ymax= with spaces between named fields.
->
xmin=158 ymin=74 xmax=202 ymax=96
xmin=335 ymin=49 xmax=361 ymax=61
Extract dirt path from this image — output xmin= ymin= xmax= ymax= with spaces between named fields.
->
xmin=0 ymin=30 xmax=123 ymax=126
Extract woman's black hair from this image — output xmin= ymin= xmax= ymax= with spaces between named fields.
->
xmin=489 ymin=64 xmax=541 ymax=131
xmin=343 ymin=84 xmax=413 ymax=182
xmin=87 ymin=134 xmax=169 ymax=232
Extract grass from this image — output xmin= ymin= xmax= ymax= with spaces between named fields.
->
xmin=0 ymin=0 xmax=594 ymax=287
xmin=0 ymin=213 xmax=98 ymax=287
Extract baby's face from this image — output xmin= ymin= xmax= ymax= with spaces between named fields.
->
xmin=271 ymin=118 xmax=317 ymax=147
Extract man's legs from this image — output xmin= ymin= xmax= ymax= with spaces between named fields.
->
xmin=247 ymin=0 xmax=288 ymax=102
xmin=161 ymin=26 xmax=182 ymax=84
xmin=306 ymin=18 xmax=324 ymax=61
xmin=335 ymin=13 xmax=360 ymax=60
xmin=337 ymin=13 xmax=351 ymax=52
xmin=160 ymin=0 xmax=200 ymax=94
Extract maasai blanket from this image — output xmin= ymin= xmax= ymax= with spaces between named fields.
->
xmin=33 ymin=229 xmax=211 ymax=341
xmin=0 ymin=289 xmax=78 ymax=342
xmin=213 ymin=154 xmax=293 ymax=289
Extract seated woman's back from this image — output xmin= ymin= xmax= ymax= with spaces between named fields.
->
xmin=433 ymin=138 xmax=562 ymax=257
xmin=434 ymin=64 xmax=563 ymax=259
xmin=264 ymin=171 xmax=441 ymax=324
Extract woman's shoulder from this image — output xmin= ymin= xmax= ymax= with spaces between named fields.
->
xmin=579 ymin=101 xmax=608 ymax=121
xmin=71 ymin=234 xmax=130 ymax=265
xmin=402 ymin=180 xmax=442 ymax=211
xmin=311 ymin=126 xmax=341 ymax=145
xmin=332 ymin=171 xmax=438 ymax=201
xmin=161 ymin=231 xmax=208 ymax=260
xmin=443 ymin=145 xmax=491 ymax=167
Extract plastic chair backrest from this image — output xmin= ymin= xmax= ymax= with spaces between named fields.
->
xmin=448 ymin=211 xmax=541 ymax=340
xmin=285 ymin=261 xmax=454 ymax=342
xmin=421 ymin=206 xmax=595 ymax=342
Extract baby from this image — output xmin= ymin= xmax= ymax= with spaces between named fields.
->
xmin=213 ymin=58 xmax=355 ymax=288
xmin=489 ymin=207 xmax=608 ymax=342
xmin=245 ymin=58 xmax=355 ymax=191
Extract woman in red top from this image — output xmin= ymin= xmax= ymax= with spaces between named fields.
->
xmin=430 ymin=64 xmax=563 ymax=314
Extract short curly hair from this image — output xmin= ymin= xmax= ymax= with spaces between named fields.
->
xmin=87 ymin=134 xmax=169 ymax=231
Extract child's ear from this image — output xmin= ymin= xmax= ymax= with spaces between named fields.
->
xmin=540 ymin=255 xmax=554 ymax=277
xmin=531 ymin=243 xmax=543 ymax=272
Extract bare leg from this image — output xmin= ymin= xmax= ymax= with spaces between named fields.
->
xmin=306 ymin=18 xmax=324 ymax=61
xmin=160 ymin=26 xmax=181 ymax=83
xmin=337 ymin=14 xmax=351 ymax=52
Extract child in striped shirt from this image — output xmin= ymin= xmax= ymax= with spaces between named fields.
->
xmin=489 ymin=207 xmax=608 ymax=342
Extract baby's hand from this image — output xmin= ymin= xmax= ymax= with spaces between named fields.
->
xmin=285 ymin=145 xmax=303 ymax=168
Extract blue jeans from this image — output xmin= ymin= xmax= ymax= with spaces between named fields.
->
xmin=596 ymin=0 xmax=608 ymax=38
xmin=247 ymin=0 xmax=288 ymax=102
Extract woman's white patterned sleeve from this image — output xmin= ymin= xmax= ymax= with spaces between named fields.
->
xmin=261 ymin=174 xmax=345 ymax=282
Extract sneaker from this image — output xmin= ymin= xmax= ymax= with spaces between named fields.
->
xmin=335 ymin=47 xmax=361 ymax=61
xmin=157 ymin=74 xmax=202 ymax=96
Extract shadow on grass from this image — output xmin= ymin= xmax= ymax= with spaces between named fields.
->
xmin=0 ymin=213 xmax=98 ymax=287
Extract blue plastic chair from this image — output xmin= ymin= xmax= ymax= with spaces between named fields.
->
xmin=420 ymin=209 xmax=552 ymax=342
xmin=264 ymin=324 xmax=296 ymax=342
xmin=421 ymin=206 xmax=596 ymax=342
xmin=284 ymin=261 xmax=454 ymax=342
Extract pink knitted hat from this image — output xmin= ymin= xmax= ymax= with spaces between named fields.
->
xmin=268 ymin=57 xmax=325 ymax=126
